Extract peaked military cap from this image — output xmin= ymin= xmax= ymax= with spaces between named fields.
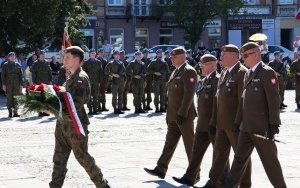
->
xmin=170 ymin=47 xmax=186 ymax=56
xmin=240 ymin=42 xmax=259 ymax=53
xmin=222 ymin=44 xmax=239 ymax=53
xmin=200 ymin=54 xmax=217 ymax=64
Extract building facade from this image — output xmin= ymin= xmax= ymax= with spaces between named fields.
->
xmin=84 ymin=0 xmax=300 ymax=54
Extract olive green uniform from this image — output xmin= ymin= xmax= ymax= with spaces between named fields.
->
xmin=290 ymin=59 xmax=300 ymax=108
xmin=147 ymin=58 xmax=169 ymax=111
xmin=31 ymin=59 xmax=52 ymax=84
xmin=82 ymin=58 xmax=103 ymax=113
xmin=49 ymin=67 xmax=108 ymax=188
xmin=97 ymin=57 xmax=109 ymax=110
xmin=122 ymin=58 xmax=131 ymax=109
xmin=1 ymin=61 xmax=23 ymax=114
xmin=58 ymin=66 xmax=67 ymax=86
xmin=141 ymin=56 xmax=153 ymax=109
xmin=269 ymin=59 xmax=285 ymax=105
xmin=126 ymin=60 xmax=146 ymax=110
xmin=104 ymin=59 xmax=126 ymax=110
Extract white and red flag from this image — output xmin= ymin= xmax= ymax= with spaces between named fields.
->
xmin=296 ymin=8 xmax=300 ymax=20
xmin=61 ymin=22 xmax=72 ymax=51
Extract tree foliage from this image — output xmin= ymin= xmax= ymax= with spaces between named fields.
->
xmin=165 ymin=0 xmax=243 ymax=50
xmin=0 ymin=0 xmax=94 ymax=55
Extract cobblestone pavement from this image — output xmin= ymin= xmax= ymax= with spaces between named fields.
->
xmin=0 ymin=90 xmax=299 ymax=188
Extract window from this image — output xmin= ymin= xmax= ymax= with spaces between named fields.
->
xmin=110 ymin=29 xmax=124 ymax=52
xmin=160 ymin=29 xmax=173 ymax=44
xmin=133 ymin=0 xmax=149 ymax=16
xmin=278 ymin=0 xmax=293 ymax=4
xmin=242 ymin=0 xmax=257 ymax=5
xmin=135 ymin=28 xmax=149 ymax=50
xmin=157 ymin=0 xmax=173 ymax=5
xmin=108 ymin=0 xmax=123 ymax=6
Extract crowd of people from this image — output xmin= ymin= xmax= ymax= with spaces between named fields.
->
xmin=0 ymin=39 xmax=300 ymax=187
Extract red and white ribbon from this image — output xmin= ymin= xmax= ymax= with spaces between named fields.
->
xmin=63 ymin=92 xmax=86 ymax=137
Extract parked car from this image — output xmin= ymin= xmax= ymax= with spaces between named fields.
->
xmin=126 ymin=44 xmax=183 ymax=60
xmin=268 ymin=45 xmax=294 ymax=61
xmin=27 ymin=44 xmax=89 ymax=63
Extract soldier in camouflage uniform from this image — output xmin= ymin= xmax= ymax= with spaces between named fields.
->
xmin=186 ymin=49 xmax=197 ymax=67
xmin=120 ymin=50 xmax=131 ymax=111
xmin=290 ymin=51 xmax=300 ymax=109
xmin=49 ymin=46 xmax=110 ymax=188
xmin=97 ymin=48 xmax=109 ymax=112
xmin=268 ymin=51 xmax=286 ymax=109
xmin=126 ymin=51 xmax=147 ymax=114
xmin=104 ymin=50 xmax=126 ymax=114
xmin=1 ymin=52 xmax=23 ymax=117
xmin=147 ymin=49 xmax=169 ymax=113
xmin=141 ymin=48 xmax=153 ymax=110
xmin=31 ymin=50 xmax=52 ymax=116
xmin=164 ymin=50 xmax=173 ymax=110
xmin=82 ymin=48 xmax=103 ymax=115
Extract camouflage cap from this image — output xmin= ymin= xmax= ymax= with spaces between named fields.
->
xmin=240 ymin=42 xmax=259 ymax=53
xmin=222 ymin=44 xmax=239 ymax=53
xmin=65 ymin=46 xmax=84 ymax=54
xmin=200 ymin=54 xmax=217 ymax=64
xmin=170 ymin=47 xmax=186 ymax=56
xmin=135 ymin=51 xmax=141 ymax=55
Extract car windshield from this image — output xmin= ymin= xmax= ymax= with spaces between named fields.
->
xmin=268 ymin=46 xmax=284 ymax=53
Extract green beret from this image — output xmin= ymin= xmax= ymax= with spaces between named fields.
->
xmin=240 ymin=42 xmax=259 ymax=53
xmin=200 ymin=54 xmax=217 ymax=64
xmin=170 ymin=47 xmax=186 ymax=56
xmin=222 ymin=44 xmax=239 ymax=53
xmin=65 ymin=46 xmax=84 ymax=54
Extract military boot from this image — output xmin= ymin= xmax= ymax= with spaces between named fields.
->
xmin=160 ymin=107 xmax=166 ymax=112
xmin=155 ymin=106 xmax=160 ymax=113
xmin=92 ymin=108 xmax=99 ymax=115
xmin=13 ymin=109 xmax=20 ymax=117
xmin=118 ymin=109 xmax=124 ymax=114
xmin=97 ymin=104 xmax=102 ymax=112
xmin=102 ymin=103 xmax=109 ymax=111
xmin=88 ymin=108 xmax=93 ymax=115
xmin=297 ymin=103 xmax=300 ymax=109
xmin=146 ymin=103 xmax=153 ymax=110
xmin=122 ymin=105 xmax=130 ymax=111
xmin=139 ymin=108 xmax=146 ymax=114
xmin=134 ymin=108 xmax=140 ymax=114
xmin=8 ymin=109 xmax=12 ymax=118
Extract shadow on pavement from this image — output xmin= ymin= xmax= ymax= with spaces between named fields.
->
xmin=146 ymin=113 xmax=165 ymax=117
xmin=0 ymin=117 xmax=12 ymax=121
xmin=143 ymin=180 xmax=188 ymax=188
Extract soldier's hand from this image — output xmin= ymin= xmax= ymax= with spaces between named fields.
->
xmin=112 ymin=73 xmax=120 ymax=78
xmin=134 ymin=75 xmax=141 ymax=79
xmin=208 ymin=125 xmax=216 ymax=134
xmin=269 ymin=124 xmax=279 ymax=139
xmin=176 ymin=115 xmax=186 ymax=126
xmin=232 ymin=123 xmax=240 ymax=132
xmin=154 ymin=72 xmax=161 ymax=76
xmin=2 ymin=85 xmax=6 ymax=92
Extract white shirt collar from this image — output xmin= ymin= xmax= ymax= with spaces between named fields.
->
xmin=251 ymin=61 xmax=262 ymax=72
xmin=228 ymin=61 xmax=239 ymax=73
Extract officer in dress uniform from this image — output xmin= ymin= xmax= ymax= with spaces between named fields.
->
xmin=201 ymin=44 xmax=252 ymax=188
xmin=1 ymin=52 xmax=23 ymax=117
xmin=222 ymin=42 xmax=286 ymax=188
xmin=144 ymin=47 xmax=197 ymax=180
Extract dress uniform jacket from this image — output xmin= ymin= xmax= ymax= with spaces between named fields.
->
xmin=166 ymin=62 xmax=197 ymax=121
xmin=239 ymin=62 xmax=281 ymax=132
xmin=197 ymin=71 xmax=218 ymax=131
xmin=216 ymin=62 xmax=247 ymax=130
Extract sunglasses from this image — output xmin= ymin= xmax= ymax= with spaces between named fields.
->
xmin=242 ymin=52 xmax=256 ymax=58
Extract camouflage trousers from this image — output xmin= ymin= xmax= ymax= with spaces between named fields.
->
xmin=49 ymin=122 xmax=107 ymax=188
xmin=153 ymin=79 xmax=166 ymax=108
xmin=142 ymin=78 xmax=153 ymax=105
xmin=123 ymin=79 xmax=131 ymax=107
xmin=132 ymin=81 xmax=144 ymax=108
xmin=278 ymin=76 xmax=285 ymax=103
xmin=87 ymin=83 xmax=100 ymax=110
xmin=98 ymin=81 xmax=108 ymax=105
xmin=111 ymin=77 xmax=125 ymax=109
xmin=6 ymin=84 xmax=19 ymax=112
xmin=295 ymin=84 xmax=300 ymax=103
